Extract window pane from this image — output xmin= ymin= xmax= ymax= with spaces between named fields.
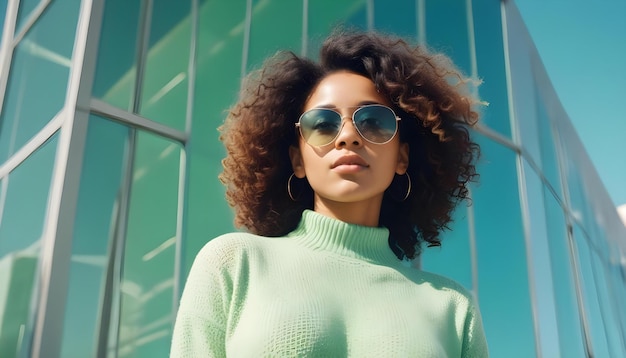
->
xmin=15 ymin=0 xmax=40 ymax=33
xmin=91 ymin=0 xmax=141 ymax=110
xmin=246 ymin=0 xmax=302 ymax=72
xmin=471 ymin=133 xmax=536 ymax=357
xmin=588 ymin=246 xmax=624 ymax=357
xmin=0 ymin=134 xmax=58 ymax=357
xmin=139 ymin=0 xmax=192 ymax=130
xmin=421 ymin=203 xmax=473 ymax=290
xmin=373 ymin=0 xmax=417 ymax=39
xmin=471 ymin=0 xmax=511 ymax=137
xmin=0 ymin=0 xmax=80 ymax=162
xmin=425 ymin=0 xmax=471 ymax=74
xmin=573 ymin=225 xmax=610 ymax=358
xmin=543 ymin=189 xmax=586 ymax=357
xmin=184 ymin=0 xmax=244 ymax=275
xmin=307 ymin=0 xmax=367 ymax=58
xmin=535 ymin=90 xmax=563 ymax=195
xmin=116 ymin=131 xmax=182 ymax=357
xmin=60 ymin=116 xmax=131 ymax=357
xmin=1 ymin=0 xmax=9 ymax=33
xmin=521 ymin=158 xmax=563 ymax=357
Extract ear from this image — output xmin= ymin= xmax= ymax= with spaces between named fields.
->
xmin=395 ymin=143 xmax=409 ymax=175
xmin=289 ymin=145 xmax=306 ymax=178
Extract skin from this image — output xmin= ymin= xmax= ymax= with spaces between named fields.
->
xmin=289 ymin=71 xmax=409 ymax=227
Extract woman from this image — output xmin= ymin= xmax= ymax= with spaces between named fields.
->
xmin=171 ymin=30 xmax=488 ymax=357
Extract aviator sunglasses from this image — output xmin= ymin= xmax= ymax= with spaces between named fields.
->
xmin=296 ymin=104 xmax=401 ymax=146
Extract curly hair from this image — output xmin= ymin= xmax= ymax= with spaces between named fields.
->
xmin=219 ymin=30 xmax=480 ymax=260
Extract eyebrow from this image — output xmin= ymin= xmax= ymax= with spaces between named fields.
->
xmin=314 ymin=101 xmax=383 ymax=109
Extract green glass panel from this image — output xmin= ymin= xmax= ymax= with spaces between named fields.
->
xmin=425 ymin=0 xmax=471 ymax=74
xmin=246 ymin=0 xmax=302 ymax=72
xmin=139 ymin=0 xmax=192 ymax=130
xmin=543 ymin=188 xmax=585 ymax=357
xmin=535 ymin=90 xmax=563 ymax=196
xmin=470 ymin=0 xmax=511 ymax=137
xmin=0 ymin=0 xmax=7 ymax=32
xmin=471 ymin=133 xmax=536 ymax=357
xmin=373 ymin=0 xmax=417 ymax=39
xmin=0 ymin=134 xmax=58 ymax=357
xmin=588 ymin=247 xmax=625 ymax=357
xmin=184 ymin=0 xmax=245 ymax=276
xmin=117 ymin=130 xmax=181 ymax=357
xmin=92 ymin=0 xmax=141 ymax=110
xmin=421 ymin=203 xmax=473 ymax=290
xmin=609 ymin=263 xmax=626 ymax=347
xmin=307 ymin=0 xmax=367 ymax=58
xmin=0 ymin=0 xmax=80 ymax=162
xmin=573 ymin=225 xmax=610 ymax=358
xmin=561 ymin=146 xmax=595 ymax=237
xmin=521 ymin=159 xmax=562 ymax=357
xmin=15 ymin=0 xmax=40 ymax=33
xmin=60 ymin=116 xmax=131 ymax=357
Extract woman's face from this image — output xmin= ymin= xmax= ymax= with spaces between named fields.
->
xmin=289 ymin=71 xmax=409 ymax=226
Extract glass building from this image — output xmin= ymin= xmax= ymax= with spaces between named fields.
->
xmin=0 ymin=0 xmax=625 ymax=357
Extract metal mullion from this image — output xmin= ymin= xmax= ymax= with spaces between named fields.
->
xmin=465 ymin=0 xmax=479 ymax=303
xmin=132 ymin=0 xmax=153 ymax=114
xmin=95 ymin=198 xmax=120 ymax=358
xmin=90 ymin=98 xmax=187 ymax=144
xmin=11 ymin=0 xmax=52 ymax=46
xmin=240 ymin=0 xmax=252 ymax=80
xmin=30 ymin=0 xmax=102 ymax=356
xmin=0 ymin=110 xmax=63 ymax=178
xmin=472 ymin=123 xmax=520 ymax=153
xmin=0 ymin=0 xmax=20 ymax=116
xmin=366 ymin=0 xmax=374 ymax=31
xmin=515 ymin=150 xmax=544 ymax=358
xmin=501 ymin=4 xmax=543 ymax=356
xmin=173 ymin=0 xmax=199 ymax=314
xmin=552 ymin=122 xmax=594 ymax=357
xmin=416 ymin=0 xmax=425 ymax=45
xmin=585 ymin=235 xmax=621 ymax=355
xmin=104 ymin=128 xmax=138 ymax=358
xmin=301 ymin=0 xmax=308 ymax=56
xmin=466 ymin=0 xmax=479 ymax=87
xmin=607 ymin=260 xmax=626 ymax=354
xmin=466 ymin=187 xmax=479 ymax=300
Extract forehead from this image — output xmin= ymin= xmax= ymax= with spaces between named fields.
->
xmin=304 ymin=71 xmax=390 ymax=110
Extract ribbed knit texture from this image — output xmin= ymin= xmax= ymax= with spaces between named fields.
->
xmin=171 ymin=210 xmax=488 ymax=357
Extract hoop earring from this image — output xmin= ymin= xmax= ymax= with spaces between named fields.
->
xmin=287 ymin=173 xmax=300 ymax=201
xmin=388 ymin=172 xmax=411 ymax=202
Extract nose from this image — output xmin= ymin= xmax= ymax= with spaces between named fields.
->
xmin=334 ymin=115 xmax=362 ymax=148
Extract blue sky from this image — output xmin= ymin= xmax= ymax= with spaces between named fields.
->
xmin=515 ymin=0 xmax=626 ymax=207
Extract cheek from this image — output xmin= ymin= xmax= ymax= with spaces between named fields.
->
xmin=299 ymin=145 xmax=327 ymax=174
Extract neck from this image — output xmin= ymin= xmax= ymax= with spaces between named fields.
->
xmin=313 ymin=195 xmax=383 ymax=227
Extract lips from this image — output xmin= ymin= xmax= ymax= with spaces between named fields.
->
xmin=331 ymin=154 xmax=369 ymax=169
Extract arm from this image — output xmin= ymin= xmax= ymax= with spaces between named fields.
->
xmin=170 ymin=241 xmax=232 ymax=357
xmin=461 ymin=300 xmax=489 ymax=358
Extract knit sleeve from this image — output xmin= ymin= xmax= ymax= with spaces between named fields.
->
xmin=170 ymin=238 xmax=234 ymax=358
xmin=461 ymin=298 xmax=489 ymax=358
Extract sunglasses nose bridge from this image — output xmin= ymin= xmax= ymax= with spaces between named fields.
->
xmin=333 ymin=115 xmax=362 ymax=145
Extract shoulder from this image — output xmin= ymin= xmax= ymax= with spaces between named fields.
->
xmin=421 ymin=270 xmax=473 ymax=297
xmin=192 ymin=232 xmax=286 ymax=268
xmin=402 ymin=267 xmax=476 ymax=307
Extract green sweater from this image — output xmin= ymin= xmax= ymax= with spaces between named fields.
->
xmin=171 ymin=210 xmax=488 ymax=357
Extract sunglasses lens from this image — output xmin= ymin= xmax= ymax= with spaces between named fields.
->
xmin=354 ymin=105 xmax=398 ymax=143
xmin=298 ymin=109 xmax=342 ymax=146
xmin=298 ymin=105 xmax=399 ymax=146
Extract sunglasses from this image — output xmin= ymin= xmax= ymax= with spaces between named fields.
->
xmin=295 ymin=104 xmax=401 ymax=146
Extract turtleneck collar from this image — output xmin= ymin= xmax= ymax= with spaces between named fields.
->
xmin=287 ymin=210 xmax=401 ymax=265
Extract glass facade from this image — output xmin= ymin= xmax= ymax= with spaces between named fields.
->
xmin=0 ymin=0 xmax=624 ymax=357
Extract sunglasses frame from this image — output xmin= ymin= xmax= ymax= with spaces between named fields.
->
xmin=295 ymin=104 xmax=402 ymax=146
